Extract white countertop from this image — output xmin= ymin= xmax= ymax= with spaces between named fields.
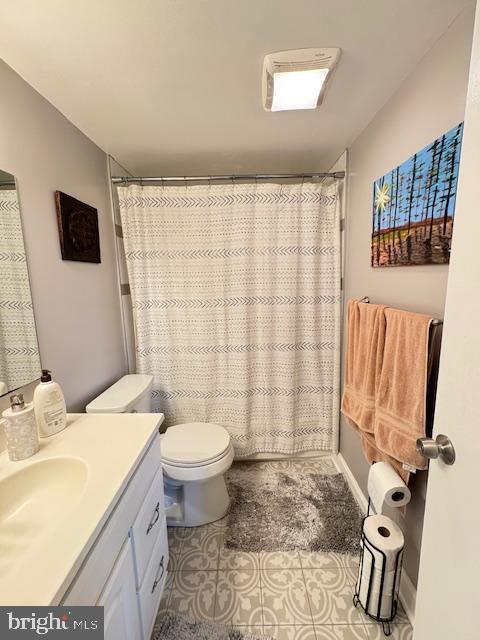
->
xmin=0 ymin=412 xmax=164 ymax=605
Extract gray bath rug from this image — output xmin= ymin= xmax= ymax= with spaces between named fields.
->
xmin=225 ymin=462 xmax=363 ymax=554
xmin=153 ymin=613 xmax=272 ymax=640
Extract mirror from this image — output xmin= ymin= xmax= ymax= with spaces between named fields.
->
xmin=0 ymin=169 xmax=40 ymax=396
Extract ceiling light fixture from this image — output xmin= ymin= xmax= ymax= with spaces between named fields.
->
xmin=262 ymin=48 xmax=341 ymax=112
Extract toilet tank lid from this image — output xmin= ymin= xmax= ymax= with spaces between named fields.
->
xmin=86 ymin=374 xmax=153 ymax=413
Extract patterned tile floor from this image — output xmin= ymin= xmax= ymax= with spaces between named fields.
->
xmin=154 ymin=461 xmax=413 ymax=640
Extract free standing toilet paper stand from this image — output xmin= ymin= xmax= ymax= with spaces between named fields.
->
xmin=353 ymin=499 xmax=404 ymax=637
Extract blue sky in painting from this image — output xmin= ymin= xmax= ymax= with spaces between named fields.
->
xmin=372 ymin=122 xmax=463 ymax=232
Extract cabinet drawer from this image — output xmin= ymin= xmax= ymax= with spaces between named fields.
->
xmin=130 ymin=466 xmax=165 ymax=587
xmin=137 ymin=517 xmax=169 ymax=640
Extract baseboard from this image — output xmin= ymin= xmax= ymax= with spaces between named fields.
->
xmin=335 ymin=453 xmax=369 ymax=513
xmin=335 ymin=453 xmax=416 ymax=626
xmin=399 ymin=570 xmax=416 ymax=626
xmin=241 ymin=450 xmax=332 ymax=461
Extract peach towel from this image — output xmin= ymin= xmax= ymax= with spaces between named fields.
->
xmin=360 ymin=432 xmax=410 ymax=484
xmin=374 ymin=308 xmax=432 ymax=471
xmin=341 ymin=299 xmax=386 ymax=434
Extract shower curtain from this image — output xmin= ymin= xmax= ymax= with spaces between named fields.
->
xmin=118 ymin=180 xmax=341 ymax=457
xmin=0 ymin=189 xmax=40 ymax=392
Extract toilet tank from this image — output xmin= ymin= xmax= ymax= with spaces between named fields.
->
xmin=86 ymin=374 xmax=153 ymax=414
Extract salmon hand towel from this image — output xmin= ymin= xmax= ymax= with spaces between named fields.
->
xmin=341 ymin=299 xmax=386 ymax=433
xmin=374 ymin=308 xmax=432 ymax=471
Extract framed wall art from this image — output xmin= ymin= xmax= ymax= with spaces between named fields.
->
xmin=55 ymin=191 xmax=101 ymax=263
xmin=371 ymin=122 xmax=463 ymax=267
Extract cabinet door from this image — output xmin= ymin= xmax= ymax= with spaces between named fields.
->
xmin=97 ymin=540 xmax=141 ymax=640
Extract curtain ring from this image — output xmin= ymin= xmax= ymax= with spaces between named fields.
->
xmin=184 ymin=176 xmax=188 ymax=191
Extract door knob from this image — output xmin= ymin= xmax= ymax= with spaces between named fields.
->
xmin=416 ymin=434 xmax=456 ymax=465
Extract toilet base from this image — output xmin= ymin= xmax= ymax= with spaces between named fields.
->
xmin=164 ymin=474 xmax=230 ymax=527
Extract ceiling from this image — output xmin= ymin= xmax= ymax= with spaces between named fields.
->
xmin=0 ymin=0 xmax=473 ymax=175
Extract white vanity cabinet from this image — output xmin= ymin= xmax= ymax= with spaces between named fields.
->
xmin=62 ymin=431 xmax=168 ymax=640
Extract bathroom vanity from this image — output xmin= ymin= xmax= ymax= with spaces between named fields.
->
xmin=0 ymin=413 xmax=167 ymax=640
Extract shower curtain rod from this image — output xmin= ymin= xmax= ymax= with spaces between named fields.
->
xmin=112 ymin=171 xmax=345 ymax=184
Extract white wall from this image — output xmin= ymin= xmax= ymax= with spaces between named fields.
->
xmin=341 ymin=6 xmax=474 ymax=587
xmin=0 ymin=59 xmax=127 ymax=418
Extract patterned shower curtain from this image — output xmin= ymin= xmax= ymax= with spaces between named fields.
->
xmin=118 ymin=181 xmax=341 ymax=457
xmin=0 ymin=189 xmax=40 ymax=393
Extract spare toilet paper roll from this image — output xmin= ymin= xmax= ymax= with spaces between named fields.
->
xmin=358 ymin=515 xmax=404 ymax=618
xmin=363 ymin=515 xmax=404 ymax=563
xmin=368 ymin=462 xmax=411 ymax=513
xmin=360 ymin=555 xmax=397 ymax=595
xmin=359 ymin=579 xmax=395 ymax=618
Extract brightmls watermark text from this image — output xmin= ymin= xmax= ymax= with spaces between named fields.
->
xmin=0 ymin=607 xmax=103 ymax=638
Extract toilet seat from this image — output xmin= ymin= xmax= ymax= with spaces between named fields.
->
xmin=163 ymin=448 xmax=230 ymax=468
xmin=161 ymin=422 xmax=234 ymax=483
xmin=161 ymin=422 xmax=231 ymax=466
xmin=162 ymin=444 xmax=234 ymax=483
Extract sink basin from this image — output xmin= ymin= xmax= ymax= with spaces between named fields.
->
xmin=0 ymin=457 xmax=88 ymax=575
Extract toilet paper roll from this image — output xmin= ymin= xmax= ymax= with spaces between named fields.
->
xmin=360 ymin=557 xmax=397 ymax=594
xmin=368 ymin=462 xmax=411 ymax=514
xmin=361 ymin=541 xmax=401 ymax=574
xmin=358 ymin=515 xmax=404 ymax=618
xmin=359 ymin=549 xmax=398 ymax=600
xmin=363 ymin=515 xmax=404 ymax=563
xmin=359 ymin=579 xmax=395 ymax=618
xmin=359 ymin=564 xmax=400 ymax=618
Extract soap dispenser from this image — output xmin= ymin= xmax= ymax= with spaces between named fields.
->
xmin=1 ymin=393 xmax=39 ymax=461
xmin=34 ymin=369 xmax=67 ymax=437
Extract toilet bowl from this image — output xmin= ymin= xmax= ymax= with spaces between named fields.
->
xmin=161 ymin=422 xmax=234 ymax=527
xmin=86 ymin=374 xmax=233 ymax=527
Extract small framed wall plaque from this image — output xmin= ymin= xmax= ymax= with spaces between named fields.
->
xmin=55 ymin=191 xmax=101 ymax=263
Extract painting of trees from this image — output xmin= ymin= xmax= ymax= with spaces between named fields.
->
xmin=371 ymin=122 xmax=464 ymax=267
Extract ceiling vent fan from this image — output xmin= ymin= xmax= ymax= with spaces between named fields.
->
xmin=262 ymin=47 xmax=341 ymax=112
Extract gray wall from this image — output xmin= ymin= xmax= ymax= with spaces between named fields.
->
xmin=0 ymin=59 xmax=127 ymax=420
xmin=341 ymin=6 xmax=474 ymax=587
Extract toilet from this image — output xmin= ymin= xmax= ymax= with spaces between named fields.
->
xmin=86 ymin=374 xmax=234 ymax=527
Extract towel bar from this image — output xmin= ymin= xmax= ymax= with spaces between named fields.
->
xmin=358 ymin=297 xmax=443 ymax=325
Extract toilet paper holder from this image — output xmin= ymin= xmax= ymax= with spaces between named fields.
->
xmin=353 ymin=500 xmax=404 ymax=637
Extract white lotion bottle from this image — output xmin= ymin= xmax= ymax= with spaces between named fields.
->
xmin=1 ymin=393 xmax=39 ymax=461
xmin=34 ymin=369 xmax=67 ymax=437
